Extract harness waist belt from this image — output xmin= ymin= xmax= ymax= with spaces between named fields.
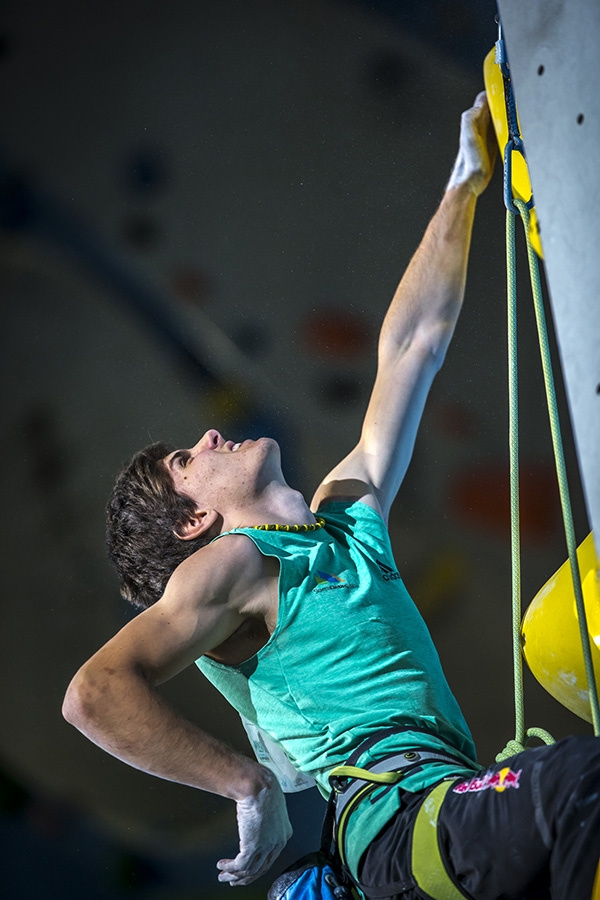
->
xmin=330 ymin=747 xmax=473 ymax=828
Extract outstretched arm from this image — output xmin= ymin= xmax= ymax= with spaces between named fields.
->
xmin=62 ymin=536 xmax=292 ymax=886
xmin=311 ymin=92 xmax=496 ymax=520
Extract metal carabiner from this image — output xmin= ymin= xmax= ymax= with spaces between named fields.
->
xmin=504 ymin=138 xmax=535 ymax=216
xmin=495 ymin=16 xmax=535 ymax=216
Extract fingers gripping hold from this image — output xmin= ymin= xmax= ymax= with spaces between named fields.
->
xmin=447 ymin=91 xmax=497 ymax=196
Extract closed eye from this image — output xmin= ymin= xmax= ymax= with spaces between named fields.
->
xmin=172 ymin=451 xmax=191 ymax=468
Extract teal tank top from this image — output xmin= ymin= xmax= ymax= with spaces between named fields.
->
xmin=196 ymin=500 xmax=479 ymax=877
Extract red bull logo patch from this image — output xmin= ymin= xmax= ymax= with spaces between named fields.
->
xmin=453 ymin=766 xmax=522 ymax=794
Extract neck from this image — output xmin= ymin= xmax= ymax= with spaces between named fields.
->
xmin=225 ymin=483 xmax=315 ymax=531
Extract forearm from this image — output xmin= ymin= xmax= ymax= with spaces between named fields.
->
xmin=380 ymin=183 xmax=477 ymax=365
xmin=317 ymin=95 xmax=496 ymax=515
xmin=63 ymin=659 xmax=268 ymax=802
xmin=380 ymin=92 xmax=494 ymax=365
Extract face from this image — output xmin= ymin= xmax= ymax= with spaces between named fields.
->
xmin=163 ymin=429 xmax=281 ymax=514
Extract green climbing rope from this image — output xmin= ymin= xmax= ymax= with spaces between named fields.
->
xmin=497 ymin=199 xmax=600 ymax=762
xmin=515 ymin=198 xmax=600 ymax=736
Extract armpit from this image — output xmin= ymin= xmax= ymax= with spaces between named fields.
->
xmin=311 ymin=478 xmax=382 ymax=515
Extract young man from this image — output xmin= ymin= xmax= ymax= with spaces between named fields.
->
xmin=63 ymin=95 xmax=600 ymax=900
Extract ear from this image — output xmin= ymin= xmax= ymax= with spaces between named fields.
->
xmin=174 ymin=508 xmax=220 ymax=541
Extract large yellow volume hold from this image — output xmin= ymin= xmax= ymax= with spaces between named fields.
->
xmin=522 ymin=532 xmax=600 ymax=723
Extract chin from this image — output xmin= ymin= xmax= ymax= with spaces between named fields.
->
xmin=264 ymin=436 xmax=279 ymax=449
xmin=254 ymin=436 xmax=284 ymax=477
xmin=252 ymin=436 xmax=279 ymax=454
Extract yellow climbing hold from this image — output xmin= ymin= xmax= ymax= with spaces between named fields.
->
xmin=522 ymin=532 xmax=600 ymax=723
xmin=483 ymin=47 xmax=543 ymax=258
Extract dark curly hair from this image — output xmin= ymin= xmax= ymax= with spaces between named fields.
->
xmin=106 ymin=442 xmax=211 ymax=608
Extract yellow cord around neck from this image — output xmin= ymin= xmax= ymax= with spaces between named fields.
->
xmin=253 ymin=517 xmax=325 ymax=533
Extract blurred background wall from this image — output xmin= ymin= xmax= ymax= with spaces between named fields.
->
xmin=0 ymin=1 xmax=590 ymax=898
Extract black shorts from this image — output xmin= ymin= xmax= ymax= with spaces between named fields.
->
xmin=358 ymin=734 xmax=600 ymax=900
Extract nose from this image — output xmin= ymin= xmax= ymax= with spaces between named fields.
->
xmin=193 ymin=430 xmax=222 ymax=452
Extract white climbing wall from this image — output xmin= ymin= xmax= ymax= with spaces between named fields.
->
xmin=497 ymin=0 xmax=600 ymax=546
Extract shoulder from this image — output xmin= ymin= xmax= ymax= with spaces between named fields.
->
xmin=164 ymin=531 xmax=267 ymax=610
xmin=318 ymin=497 xmax=394 ymax=557
xmin=98 ymin=532 xmax=270 ymax=681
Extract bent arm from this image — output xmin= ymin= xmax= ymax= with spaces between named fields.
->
xmin=62 ymin=605 xmax=261 ymax=801
xmin=312 ymin=93 xmax=496 ymax=520
xmin=63 ymin=536 xmax=292 ymax=884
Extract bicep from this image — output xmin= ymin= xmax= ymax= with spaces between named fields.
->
xmin=86 ymin=541 xmax=258 ymax=686
xmin=88 ymin=593 xmax=243 ymax=687
xmin=311 ymin=334 xmax=439 ymax=519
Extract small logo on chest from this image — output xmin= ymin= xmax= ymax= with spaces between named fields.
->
xmin=314 ymin=570 xmax=345 ymax=586
xmin=376 ymin=559 xmax=401 ymax=581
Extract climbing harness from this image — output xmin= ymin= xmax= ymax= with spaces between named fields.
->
xmin=327 ymin=728 xmax=478 ymax=900
xmin=410 ymin=780 xmax=465 ymax=900
xmin=487 ymin=25 xmax=600 ymax=758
